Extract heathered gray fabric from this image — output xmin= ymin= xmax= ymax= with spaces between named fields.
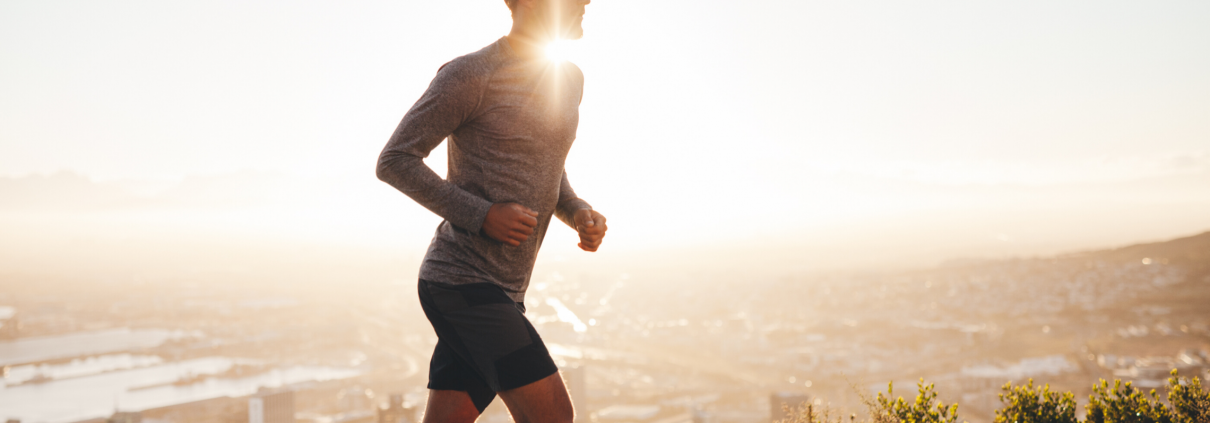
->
xmin=377 ymin=38 xmax=592 ymax=302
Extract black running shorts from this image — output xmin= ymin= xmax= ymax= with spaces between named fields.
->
xmin=417 ymin=279 xmax=559 ymax=412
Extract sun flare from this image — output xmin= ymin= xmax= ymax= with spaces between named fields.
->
xmin=545 ymin=39 xmax=573 ymax=62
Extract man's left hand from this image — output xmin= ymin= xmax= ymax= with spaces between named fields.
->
xmin=573 ymin=209 xmax=607 ymax=252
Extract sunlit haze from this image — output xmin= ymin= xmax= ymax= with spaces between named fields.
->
xmin=2 ymin=2 xmax=1210 ymax=422
xmin=3 ymin=0 xmax=1209 ymax=273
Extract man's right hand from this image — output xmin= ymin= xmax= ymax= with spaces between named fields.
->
xmin=482 ymin=203 xmax=539 ymax=247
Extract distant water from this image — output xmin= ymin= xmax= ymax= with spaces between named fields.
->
xmin=0 ymin=356 xmax=362 ymax=423
xmin=0 ymin=328 xmax=198 ymax=366
xmin=960 ymin=355 xmax=1076 ymax=379
xmin=3 ymin=353 xmax=163 ymax=385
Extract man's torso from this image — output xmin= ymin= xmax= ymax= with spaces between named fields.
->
xmin=420 ymin=38 xmax=585 ymax=301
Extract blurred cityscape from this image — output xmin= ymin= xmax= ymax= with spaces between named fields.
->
xmin=1 ymin=231 xmax=1207 ymax=423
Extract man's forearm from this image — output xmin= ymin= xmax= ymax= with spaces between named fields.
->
xmin=376 ymin=151 xmax=492 ymax=234
xmin=555 ymin=170 xmax=591 ymax=229
xmin=555 ymin=197 xmax=592 ymax=230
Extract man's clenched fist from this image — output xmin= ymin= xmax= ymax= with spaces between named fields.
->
xmin=573 ymin=209 xmax=607 ymax=252
xmin=483 ymin=203 xmax=538 ymax=247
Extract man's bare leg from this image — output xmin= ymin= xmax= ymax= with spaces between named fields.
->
xmin=422 ymin=390 xmax=480 ymax=423
xmin=498 ymin=372 xmax=574 ymax=423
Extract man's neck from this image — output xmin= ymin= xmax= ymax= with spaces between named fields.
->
xmin=505 ymin=26 xmax=554 ymax=60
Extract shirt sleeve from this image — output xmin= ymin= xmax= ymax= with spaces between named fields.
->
xmin=376 ymin=61 xmax=494 ymax=234
xmin=555 ymin=169 xmax=593 ymax=230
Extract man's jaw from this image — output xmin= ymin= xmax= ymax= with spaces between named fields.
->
xmin=563 ymin=15 xmax=585 ymax=39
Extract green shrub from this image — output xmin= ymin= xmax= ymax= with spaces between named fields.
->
xmin=1085 ymin=379 xmax=1173 ymax=423
xmin=782 ymin=370 xmax=1208 ymax=423
xmin=995 ymin=379 xmax=1078 ymax=423
xmin=868 ymin=379 xmax=960 ymax=423
xmin=1167 ymin=369 xmax=1210 ymax=423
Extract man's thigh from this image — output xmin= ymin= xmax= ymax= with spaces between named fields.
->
xmin=417 ymin=280 xmax=560 ymax=402
xmin=427 ymin=338 xmax=497 ymax=413
xmin=422 ymin=390 xmax=480 ymax=423
xmin=498 ymin=372 xmax=574 ymax=423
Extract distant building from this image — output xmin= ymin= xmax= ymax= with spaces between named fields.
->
xmin=338 ymin=387 xmax=374 ymax=412
xmin=139 ymin=395 xmax=247 ymax=423
xmin=377 ymin=393 xmax=413 ymax=423
xmin=770 ymin=392 xmax=809 ymax=421
xmin=563 ymin=366 xmax=588 ymax=423
xmin=106 ymin=411 xmax=142 ymax=423
xmin=250 ymin=390 xmax=295 ymax=423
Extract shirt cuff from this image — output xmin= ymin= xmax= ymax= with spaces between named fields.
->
xmin=446 ymin=188 xmax=494 ymax=235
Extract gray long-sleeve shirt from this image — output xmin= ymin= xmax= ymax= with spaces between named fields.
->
xmin=377 ymin=38 xmax=591 ymax=302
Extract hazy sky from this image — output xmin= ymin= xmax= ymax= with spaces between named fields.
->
xmin=2 ymin=0 xmax=1208 ymax=268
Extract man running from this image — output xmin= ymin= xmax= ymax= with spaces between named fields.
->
xmin=375 ymin=0 xmax=603 ymax=422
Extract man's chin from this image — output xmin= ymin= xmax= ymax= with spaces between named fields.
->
xmin=563 ymin=26 xmax=584 ymax=40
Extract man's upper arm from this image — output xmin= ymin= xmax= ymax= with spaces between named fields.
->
xmin=376 ymin=60 xmax=493 ymax=234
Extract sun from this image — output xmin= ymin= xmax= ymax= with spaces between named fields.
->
xmin=545 ymin=39 xmax=573 ymax=62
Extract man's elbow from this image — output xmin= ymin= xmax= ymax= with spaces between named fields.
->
xmin=375 ymin=157 xmax=395 ymax=183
